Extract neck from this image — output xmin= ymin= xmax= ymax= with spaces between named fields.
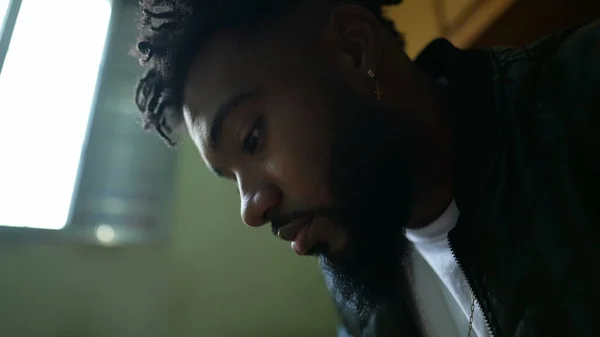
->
xmin=379 ymin=51 xmax=455 ymax=229
xmin=405 ymin=77 xmax=454 ymax=229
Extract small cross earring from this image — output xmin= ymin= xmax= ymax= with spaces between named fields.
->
xmin=367 ymin=69 xmax=382 ymax=100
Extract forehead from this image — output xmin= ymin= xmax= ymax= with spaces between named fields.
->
xmin=183 ymin=31 xmax=261 ymax=129
xmin=181 ymin=27 xmax=318 ymax=144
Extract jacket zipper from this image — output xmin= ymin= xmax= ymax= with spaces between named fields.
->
xmin=447 ymin=236 xmax=496 ymax=337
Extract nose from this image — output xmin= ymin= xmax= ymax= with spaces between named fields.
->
xmin=240 ymin=183 xmax=282 ymax=227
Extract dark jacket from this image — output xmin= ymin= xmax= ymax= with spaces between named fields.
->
xmin=329 ymin=19 xmax=600 ymax=337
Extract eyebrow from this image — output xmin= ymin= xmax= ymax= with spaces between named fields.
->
xmin=207 ymin=89 xmax=260 ymax=150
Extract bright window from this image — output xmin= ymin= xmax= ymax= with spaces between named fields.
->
xmin=0 ymin=0 xmax=112 ymax=229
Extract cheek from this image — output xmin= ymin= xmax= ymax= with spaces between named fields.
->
xmin=266 ymin=132 xmax=334 ymax=204
xmin=263 ymin=81 xmax=338 ymax=204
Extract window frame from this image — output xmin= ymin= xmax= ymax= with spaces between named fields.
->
xmin=0 ymin=0 xmax=21 ymax=75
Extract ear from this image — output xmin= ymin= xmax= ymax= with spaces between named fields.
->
xmin=328 ymin=5 xmax=382 ymax=73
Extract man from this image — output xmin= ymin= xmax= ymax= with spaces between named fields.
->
xmin=132 ymin=0 xmax=600 ymax=336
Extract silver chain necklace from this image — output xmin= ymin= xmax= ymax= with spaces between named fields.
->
xmin=466 ymin=297 xmax=476 ymax=337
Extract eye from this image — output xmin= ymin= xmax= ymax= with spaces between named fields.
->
xmin=242 ymin=116 xmax=263 ymax=154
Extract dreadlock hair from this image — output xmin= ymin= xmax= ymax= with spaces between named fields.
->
xmin=133 ymin=0 xmax=405 ymax=147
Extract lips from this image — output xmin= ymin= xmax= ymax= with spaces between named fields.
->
xmin=277 ymin=217 xmax=312 ymax=241
xmin=276 ymin=217 xmax=313 ymax=255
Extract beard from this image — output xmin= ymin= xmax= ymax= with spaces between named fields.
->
xmin=313 ymin=79 xmax=417 ymax=319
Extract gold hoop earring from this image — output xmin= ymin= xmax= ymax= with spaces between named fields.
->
xmin=367 ymin=69 xmax=382 ymax=100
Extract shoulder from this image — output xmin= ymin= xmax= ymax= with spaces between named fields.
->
xmin=490 ymin=20 xmax=600 ymax=136
xmin=534 ymin=20 xmax=600 ymax=102
xmin=522 ymin=20 xmax=599 ymax=96
xmin=549 ymin=20 xmax=600 ymax=72
xmin=489 ymin=20 xmax=600 ymax=84
xmin=526 ymin=20 xmax=600 ymax=132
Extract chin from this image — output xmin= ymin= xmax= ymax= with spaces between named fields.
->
xmin=315 ymin=229 xmax=412 ymax=318
xmin=318 ymin=252 xmax=383 ymax=318
xmin=305 ymin=242 xmax=330 ymax=257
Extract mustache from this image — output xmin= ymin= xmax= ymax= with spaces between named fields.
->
xmin=268 ymin=207 xmax=340 ymax=237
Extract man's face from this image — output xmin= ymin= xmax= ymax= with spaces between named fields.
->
xmin=182 ymin=19 xmax=415 ymax=314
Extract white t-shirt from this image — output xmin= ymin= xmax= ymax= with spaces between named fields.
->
xmin=405 ymin=200 xmax=491 ymax=337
